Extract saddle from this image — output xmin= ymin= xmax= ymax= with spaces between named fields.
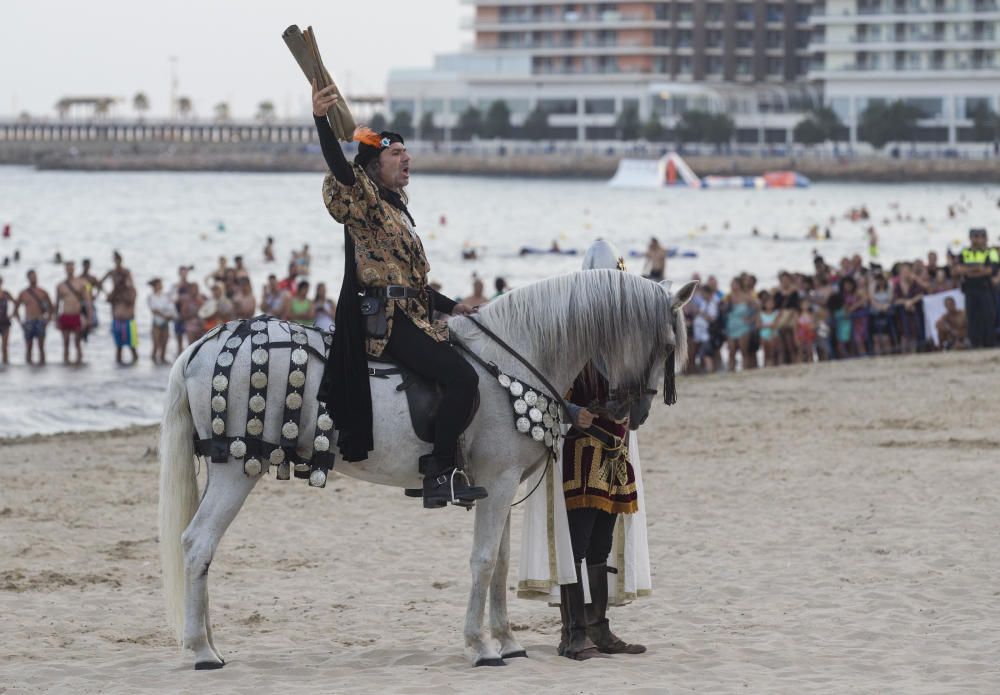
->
xmin=368 ymin=356 xmax=480 ymax=444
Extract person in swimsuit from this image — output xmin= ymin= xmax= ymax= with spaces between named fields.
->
xmin=79 ymin=258 xmax=101 ymax=337
xmin=795 ymin=301 xmax=817 ymax=363
xmin=231 ymin=276 xmax=257 ymax=319
xmin=55 ymin=261 xmax=90 ymax=365
xmin=0 ymin=275 xmax=13 ymax=365
xmin=757 ymin=292 xmax=780 ymax=366
xmin=892 ymin=263 xmax=925 ymax=354
xmin=111 ymin=281 xmax=139 ymax=365
xmin=843 ymin=275 xmax=870 ymax=357
xmin=13 ymin=269 xmax=53 ymax=365
xmin=643 ymin=237 xmax=667 ymax=281
xmin=147 ymin=278 xmax=175 ymax=365
xmin=724 ymin=278 xmax=756 ymax=371
xmin=262 ymin=274 xmax=290 ymax=319
xmin=868 ymin=272 xmax=895 ymax=356
xmin=289 ymin=280 xmax=316 ymax=326
xmin=313 ymin=282 xmax=336 ymax=332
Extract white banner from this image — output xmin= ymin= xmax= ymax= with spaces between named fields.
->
xmin=922 ymin=289 xmax=965 ymax=346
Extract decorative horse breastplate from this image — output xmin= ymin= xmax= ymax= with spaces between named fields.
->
xmin=190 ymin=316 xmax=336 ymax=487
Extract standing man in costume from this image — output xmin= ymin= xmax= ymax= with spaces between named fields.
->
xmin=519 ymin=240 xmax=651 ymax=661
xmin=311 ymin=81 xmax=486 ymax=509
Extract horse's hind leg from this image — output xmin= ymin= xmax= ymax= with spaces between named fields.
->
xmin=489 ymin=513 xmax=526 ymax=659
xmin=181 ymin=461 xmax=260 ymax=669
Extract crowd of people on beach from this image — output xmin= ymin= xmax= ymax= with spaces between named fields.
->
xmin=1 ymin=221 xmax=996 ymax=370
xmin=0 ymin=233 xmax=514 ymax=368
xmin=680 ymin=228 xmax=999 ymax=374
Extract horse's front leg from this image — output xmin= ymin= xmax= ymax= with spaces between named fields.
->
xmin=181 ymin=461 xmax=260 ymax=669
xmin=465 ymin=469 xmax=520 ymax=666
xmin=489 ymin=512 xmax=526 ymax=659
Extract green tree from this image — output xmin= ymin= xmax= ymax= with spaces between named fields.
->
xmin=419 ymin=111 xmax=437 ymax=140
xmin=213 ymin=102 xmax=230 ymax=123
xmin=641 ymin=115 xmax=666 ymax=142
xmin=369 ymin=112 xmax=388 ymax=132
xmin=133 ymin=92 xmax=149 ymax=121
xmin=615 ymin=103 xmax=641 ymax=140
xmin=968 ymin=102 xmax=1000 ymax=142
xmin=793 ymin=118 xmax=826 ymax=145
xmin=677 ymin=110 xmax=733 ymax=148
xmin=456 ymin=106 xmax=483 ymax=140
xmin=483 ymin=100 xmax=512 ymax=138
xmin=858 ymin=100 xmax=922 ymax=150
xmin=521 ymin=107 xmax=550 ymax=140
xmin=389 ymin=110 xmax=413 ymax=138
xmin=794 ymin=106 xmax=845 ymax=145
xmin=255 ymin=100 xmax=274 ymax=123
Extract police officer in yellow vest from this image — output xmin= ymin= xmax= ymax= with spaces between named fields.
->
xmin=955 ymin=228 xmax=999 ymax=348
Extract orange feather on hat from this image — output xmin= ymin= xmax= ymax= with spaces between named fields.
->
xmin=352 ymin=126 xmax=383 ymax=148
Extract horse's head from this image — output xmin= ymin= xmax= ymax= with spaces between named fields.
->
xmin=604 ymin=278 xmax=698 ymax=430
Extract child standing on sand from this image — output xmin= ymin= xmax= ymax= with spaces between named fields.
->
xmin=757 ymin=292 xmax=781 ymax=367
xmin=796 ymin=302 xmax=817 ymax=363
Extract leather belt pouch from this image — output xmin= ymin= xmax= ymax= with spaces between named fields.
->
xmin=360 ymin=296 xmax=387 ymax=338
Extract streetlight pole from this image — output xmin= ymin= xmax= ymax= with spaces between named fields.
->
xmin=169 ymin=56 xmax=178 ymax=120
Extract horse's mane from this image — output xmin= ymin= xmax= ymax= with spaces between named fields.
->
xmin=468 ymin=269 xmax=680 ymax=385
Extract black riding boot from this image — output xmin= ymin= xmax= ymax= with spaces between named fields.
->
xmin=557 ymin=596 xmax=570 ymax=656
xmin=585 ymin=562 xmax=646 ymax=654
xmin=559 ymin=570 xmax=600 ymax=660
xmin=419 ymin=454 xmax=487 ymax=509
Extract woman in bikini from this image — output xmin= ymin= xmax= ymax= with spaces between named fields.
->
xmin=757 ymin=292 xmax=781 ymax=366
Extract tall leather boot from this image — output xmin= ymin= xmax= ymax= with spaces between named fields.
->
xmin=559 ymin=569 xmax=600 ymax=661
xmin=420 ymin=454 xmax=487 ymax=509
xmin=557 ymin=596 xmax=570 ymax=656
xmin=585 ymin=562 xmax=646 ymax=654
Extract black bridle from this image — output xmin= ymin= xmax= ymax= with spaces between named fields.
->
xmin=597 ymin=345 xmax=677 ymax=416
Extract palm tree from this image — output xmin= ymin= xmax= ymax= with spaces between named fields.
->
xmin=94 ymin=98 xmax=113 ymax=119
xmin=133 ymin=92 xmax=150 ymax=122
xmin=177 ymin=96 xmax=193 ymax=120
xmin=256 ymin=100 xmax=276 ymax=123
xmin=214 ymin=102 xmax=231 ymax=123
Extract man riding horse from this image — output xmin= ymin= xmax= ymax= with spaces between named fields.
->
xmin=311 ymin=81 xmax=486 ymax=509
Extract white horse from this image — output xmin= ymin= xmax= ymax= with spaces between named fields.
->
xmin=159 ymin=268 xmax=696 ymax=668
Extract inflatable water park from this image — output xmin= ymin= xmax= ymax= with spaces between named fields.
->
xmin=608 ymin=152 xmax=810 ymax=190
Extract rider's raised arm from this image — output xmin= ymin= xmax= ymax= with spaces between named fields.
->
xmin=314 ymin=115 xmax=355 ymax=187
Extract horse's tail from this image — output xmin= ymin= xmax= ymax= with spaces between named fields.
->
xmin=158 ymin=349 xmax=200 ymax=643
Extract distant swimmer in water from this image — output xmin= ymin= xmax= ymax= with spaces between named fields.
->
xmin=550 ymin=239 xmax=562 ymax=253
xmin=752 ymin=227 xmax=760 ymax=237
xmin=867 ymin=226 xmax=879 ymax=258
xmin=462 ymin=277 xmax=490 ymax=309
xmin=264 ymin=236 xmax=275 ymax=263
xmin=643 ymin=237 xmax=667 ymax=281
xmin=461 ymin=242 xmax=478 ymax=261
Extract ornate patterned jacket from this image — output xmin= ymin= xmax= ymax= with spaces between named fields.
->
xmin=562 ymin=366 xmax=639 ymax=515
xmin=322 ymin=166 xmax=448 ymax=357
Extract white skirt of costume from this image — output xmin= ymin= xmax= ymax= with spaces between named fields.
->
xmin=517 ymin=432 xmax=652 ymax=605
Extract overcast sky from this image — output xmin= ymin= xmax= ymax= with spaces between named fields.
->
xmin=1 ymin=0 xmax=467 ymax=120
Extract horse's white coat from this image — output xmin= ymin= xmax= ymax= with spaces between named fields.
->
xmin=158 ymin=269 xmax=694 ymax=667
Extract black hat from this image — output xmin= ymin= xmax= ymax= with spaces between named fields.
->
xmin=352 ymin=127 xmax=404 ymax=169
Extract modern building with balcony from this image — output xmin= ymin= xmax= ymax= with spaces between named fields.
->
xmin=809 ymin=0 xmax=1000 ymax=144
xmin=388 ymin=1 xmax=820 ymax=143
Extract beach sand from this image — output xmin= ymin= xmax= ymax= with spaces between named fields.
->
xmin=2 ymin=350 xmax=999 ymax=694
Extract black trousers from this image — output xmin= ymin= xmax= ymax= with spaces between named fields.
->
xmin=383 ymin=312 xmax=479 ymax=459
xmin=567 ymin=507 xmax=618 ymax=565
xmin=965 ymin=289 xmax=997 ymax=348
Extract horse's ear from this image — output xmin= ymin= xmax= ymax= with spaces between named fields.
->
xmin=670 ymin=280 xmax=698 ymax=312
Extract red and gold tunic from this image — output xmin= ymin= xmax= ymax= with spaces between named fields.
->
xmin=562 ymin=366 xmax=639 ymax=515
xmin=322 ymin=165 xmax=448 ymax=357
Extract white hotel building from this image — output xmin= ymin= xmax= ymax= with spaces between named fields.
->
xmin=386 ymin=0 xmax=1000 ymax=146
xmin=810 ymin=0 xmax=1000 ymax=145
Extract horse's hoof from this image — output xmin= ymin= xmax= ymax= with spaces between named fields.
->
xmin=474 ymin=657 xmax=507 ymax=667
xmin=502 ymin=650 xmax=528 ymax=659
xmin=195 ymin=661 xmax=225 ymax=670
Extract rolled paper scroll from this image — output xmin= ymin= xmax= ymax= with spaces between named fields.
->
xmin=282 ymin=24 xmax=357 ymax=141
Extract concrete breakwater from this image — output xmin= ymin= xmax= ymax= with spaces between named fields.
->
xmin=2 ymin=138 xmax=999 ymax=182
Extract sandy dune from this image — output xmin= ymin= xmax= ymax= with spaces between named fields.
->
xmin=2 ymin=350 xmax=999 ymax=694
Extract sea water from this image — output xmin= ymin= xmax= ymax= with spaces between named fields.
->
xmin=1 ymin=165 xmax=997 ymax=436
